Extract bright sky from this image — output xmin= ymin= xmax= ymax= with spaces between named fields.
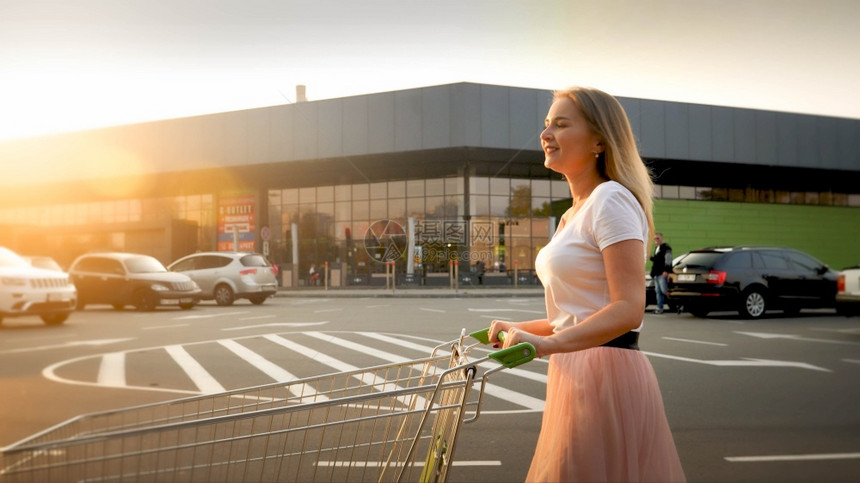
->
xmin=1 ymin=0 xmax=858 ymax=142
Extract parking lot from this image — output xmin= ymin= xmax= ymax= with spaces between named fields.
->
xmin=1 ymin=294 xmax=859 ymax=482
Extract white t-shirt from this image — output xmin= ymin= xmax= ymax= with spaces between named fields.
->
xmin=535 ymin=180 xmax=648 ymax=333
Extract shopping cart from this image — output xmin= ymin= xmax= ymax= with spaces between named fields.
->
xmin=1 ymin=328 xmax=534 ymax=482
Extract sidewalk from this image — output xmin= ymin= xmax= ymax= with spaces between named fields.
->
xmin=275 ymin=285 xmax=545 ymax=298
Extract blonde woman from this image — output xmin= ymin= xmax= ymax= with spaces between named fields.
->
xmin=489 ymin=87 xmax=685 ymax=482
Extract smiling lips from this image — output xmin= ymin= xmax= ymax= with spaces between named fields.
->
xmin=543 ymin=144 xmax=558 ymax=155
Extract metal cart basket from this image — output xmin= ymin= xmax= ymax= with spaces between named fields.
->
xmin=1 ymin=329 xmax=533 ymax=482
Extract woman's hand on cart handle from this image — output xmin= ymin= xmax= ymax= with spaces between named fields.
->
xmin=489 ymin=320 xmax=516 ymax=347
xmin=470 ymin=325 xmax=511 ymax=346
xmin=470 ymin=326 xmax=536 ymax=368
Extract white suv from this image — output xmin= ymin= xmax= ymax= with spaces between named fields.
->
xmin=0 ymin=247 xmax=77 ymax=325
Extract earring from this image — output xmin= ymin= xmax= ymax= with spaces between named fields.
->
xmin=594 ymin=153 xmax=600 ymax=159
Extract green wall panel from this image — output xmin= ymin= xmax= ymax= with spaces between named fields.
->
xmin=651 ymin=200 xmax=860 ymax=271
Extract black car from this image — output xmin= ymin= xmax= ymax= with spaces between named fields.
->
xmin=69 ymin=252 xmax=201 ymax=311
xmin=667 ymin=246 xmax=837 ymax=318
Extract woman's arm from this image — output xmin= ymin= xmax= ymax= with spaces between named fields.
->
xmin=501 ymin=238 xmax=645 ymax=357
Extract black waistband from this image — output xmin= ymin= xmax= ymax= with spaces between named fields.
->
xmin=601 ymin=331 xmax=640 ymax=350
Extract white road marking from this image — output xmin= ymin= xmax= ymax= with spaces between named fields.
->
xmin=218 ymin=339 xmax=298 ymax=381
xmin=419 ymin=307 xmax=445 ymax=313
xmin=357 ymin=332 xmax=546 ymax=411
xmin=289 ymin=299 xmax=332 ymax=305
xmin=726 ymin=452 xmax=860 ymax=463
xmin=164 ymin=345 xmax=225 ymax=394
xmin=810 ymin=327 xmax=860 ymax=335
xmin=217 ymin=339 xmax=316 ymax=399
xmin=221 ymin=321 xmax=328 ymax=331
xmin=264 ymin=334 xmax=431 ymax=405
xmin=174 ymin=311 xmax=248 ymax=320
xmin=264 ymin=334 xmax=357 ymax=373
xmin=737 ymin=331 xmax=860 ymax=347
xmin=842 ymin=358 xmax=860 ymax=364
xmin=0 ymin=338 xmax=134 ymax=355
xmin=662 ymin=337 xmax=727 ymax=347
xmin=97 ymin=352 xmax=126 ymax=387
xmin=238 ymin=315 xmax=276 ymax=321
xmin=304 ymin=332 xmax=409 ymax=363
xmin=142 ymin=324 xmax=189 ymax=330
xmin=40 ymin=331 xmax=547 ymax=412
xmin=643 ymin=351 xmax=831 ymax=372
xmin=314 ymin=308 xmax=343 ymax=313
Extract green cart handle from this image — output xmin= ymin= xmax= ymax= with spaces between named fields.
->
xmin=469 ymin=328 xmax=536 ymax=369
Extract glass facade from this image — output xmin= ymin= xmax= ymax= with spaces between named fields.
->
xmin=266 ymin=177 xmax=573 ymax=279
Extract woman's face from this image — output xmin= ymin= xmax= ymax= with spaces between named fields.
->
xmin=540 ymin=97 xmax=602 ymax=176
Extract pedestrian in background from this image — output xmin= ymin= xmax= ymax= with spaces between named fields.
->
xmin=650 ymin=232 xmax=673 ymax=314
xmin=475 ymin=260 xmax=485 ymax=285
xmin=489 ymin=86 xmax=685 ymax=482
xmin=308 ymin=263 xmax=320 ymax=286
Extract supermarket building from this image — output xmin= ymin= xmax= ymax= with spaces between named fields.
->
xmin=0 ymin=82 xmax=858 ymax=286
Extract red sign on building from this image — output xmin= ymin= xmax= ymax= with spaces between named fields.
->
xmin=218 ymin=194 xmax=256 ymax=252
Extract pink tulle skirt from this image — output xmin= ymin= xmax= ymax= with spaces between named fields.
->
xmin=526 ymin=347 xmax=685 ymax=483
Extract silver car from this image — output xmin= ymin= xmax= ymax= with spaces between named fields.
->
xmin=168 ymin=252 xmax=278 ymax=306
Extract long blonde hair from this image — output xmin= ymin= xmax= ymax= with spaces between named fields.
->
xmin=554 ymin=87 xmax=655 ymax=251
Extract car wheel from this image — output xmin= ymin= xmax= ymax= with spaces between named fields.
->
xmin=249 ymin=295 xmax=267 ymax=305
xmin=41 ymin=313 xmax=69 ymax=325
xmin=134 ymin=290 xmax=158 ymax=312
xmin=740 ymin=287 xmax=767 ymax=319
xmin=214 ymin=284 xmax=235 ymax=306
xmin=689 ymin=306 xmax=710 ymax=318
xmin=835 ymin=303 xmax=857 ymax=317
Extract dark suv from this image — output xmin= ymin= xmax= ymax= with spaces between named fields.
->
xmin=667 ymin=246 xmax=837 ymax=318
xmin=69 ymin=252 xmax=201 ymax=311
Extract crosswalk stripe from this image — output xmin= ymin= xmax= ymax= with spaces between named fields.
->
xmin=264 ymin=334 xmax=427 ymax=408
xmin=218 ymin=339 xmax=297 ymax=381
xmin=359 ymin=332 xmax=549 ymax=383
xmin=217 ymin=339 xmax=318 ymax=400
xmin=356 ymin=332 xmax=545 ymax=411
xmin=164 ymin=345 xmax=225 ymax=394
xmin=51 ymin=331 xmax=547 ymax=414
xmin=263 ymin=334 xmax=358 ymax=373
xmin=97 ymin=352 xmax=126 ymax=387
xmin=325 ymin=332 xmax=545 ymax=411
xmin=304 ymin=332 xmax=410 ymax=363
